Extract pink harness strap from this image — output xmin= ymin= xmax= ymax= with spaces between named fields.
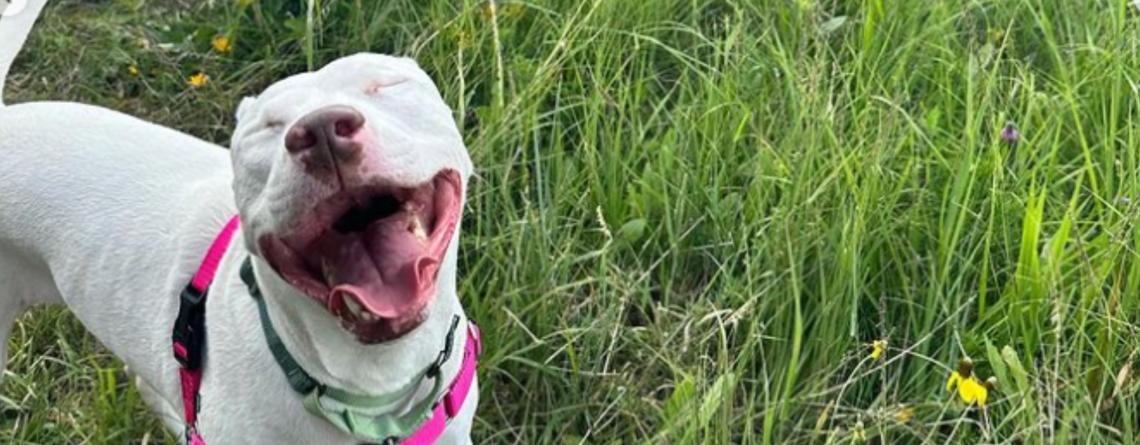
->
xmin=172 ymin=216 xmax=240 ymax=445
xmin=401 ymin=323 xmax=481 ymax=445
xmin=188 ymin=217 xmax=241 ymax=293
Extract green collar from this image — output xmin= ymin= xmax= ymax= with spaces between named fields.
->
xmin=241 ymin=258 xmax=459 ymax=443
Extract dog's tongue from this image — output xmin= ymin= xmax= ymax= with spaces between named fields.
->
xmin=310 ymin=213 xmax=438 ymax=320
xmin=327 ymin=256 xmax=438 ymax=319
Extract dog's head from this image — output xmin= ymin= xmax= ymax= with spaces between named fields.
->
xmin=230 ymin=54 xmax=472 ymax=344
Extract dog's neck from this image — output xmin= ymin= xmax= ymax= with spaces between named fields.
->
xmin=248 ymin=242 xmax=465 ymax=396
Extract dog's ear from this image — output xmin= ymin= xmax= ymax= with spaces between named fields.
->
xmin=235 ymin=96 xmax=258 ymax=122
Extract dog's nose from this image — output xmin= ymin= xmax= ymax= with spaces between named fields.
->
xmin=285 ymin=106 xmax=366 ymax=159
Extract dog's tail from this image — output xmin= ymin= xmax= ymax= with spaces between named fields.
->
xmin=0 ymin=0 xmax=48 ymax=106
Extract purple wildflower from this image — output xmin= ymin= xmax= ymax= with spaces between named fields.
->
xmin=1001 ymin=121 xmax=1020 ymax=145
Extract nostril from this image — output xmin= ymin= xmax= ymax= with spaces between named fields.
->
xmin=333 ymin=112 xmax=365 ymax=138
xmin=285 ymin=126 xmax=316 ymax=153
xmin=335 ymin=119 xmax=357 ymax=138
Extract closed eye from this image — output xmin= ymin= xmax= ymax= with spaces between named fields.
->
xmin=238 ymin=118 xmax=284 ymax=141
xmin=364 ymin=78 xmax=411 ymax=96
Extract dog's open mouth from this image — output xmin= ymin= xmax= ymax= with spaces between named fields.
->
xmin=258 ymin=170 xmax=462 ymax=344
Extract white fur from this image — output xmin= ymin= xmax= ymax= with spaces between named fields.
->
xmin=0 ymin=4 xmax=477 ymax=444
xmin=0 ymin=0 xmax=46 ymax=103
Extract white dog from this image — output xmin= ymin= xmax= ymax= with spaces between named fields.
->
xmin=0 ymin=2 xmax=479 ymax=444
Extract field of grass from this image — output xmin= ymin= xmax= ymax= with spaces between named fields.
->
xmin=4 ymin=0 xmax=1140 ymax=443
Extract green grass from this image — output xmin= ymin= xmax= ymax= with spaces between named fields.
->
xmin=4 ymin=0 xmax=1140 ymax=443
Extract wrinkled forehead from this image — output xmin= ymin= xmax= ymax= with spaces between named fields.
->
xmin=256 ymin=54 xmax=432 ymax=102
xmin=320 ymin=53 xmax=432 ymax=84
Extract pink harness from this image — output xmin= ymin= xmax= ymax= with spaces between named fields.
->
xmin=172 ymin=216 xmax=481 ymax=444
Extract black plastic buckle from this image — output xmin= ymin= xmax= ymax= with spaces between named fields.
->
xmin=172 ymin=284 xmax=207 ymax=370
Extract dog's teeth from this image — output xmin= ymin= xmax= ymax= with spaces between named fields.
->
xmin=361 ymin=312 xmax=377 ymax=322
xmin=344 ymin=298 xmax=366 ymax=319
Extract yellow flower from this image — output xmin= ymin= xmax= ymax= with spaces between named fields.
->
xmin=946 ymin=359 xmax=972 ymax=390
xmin=945 ymin=359 xmax=996 ymax=407
xmin=212 ymin=35 xmax=233 ymax=54
xmin=957 ymin=375 xmax=988 ymax=407
xmin=127 ymin=64 xmax=140 ymax=77
xmin=188 ymin=72 xmax=209 ymax=88
xmin=945 ymin=371 xmax=961 ymax=392
xmin=869 ymin=339 xmax=886 ymax=360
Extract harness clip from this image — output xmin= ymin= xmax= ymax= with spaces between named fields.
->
xmin=172 ymin=284 xmax=208 ymax=369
